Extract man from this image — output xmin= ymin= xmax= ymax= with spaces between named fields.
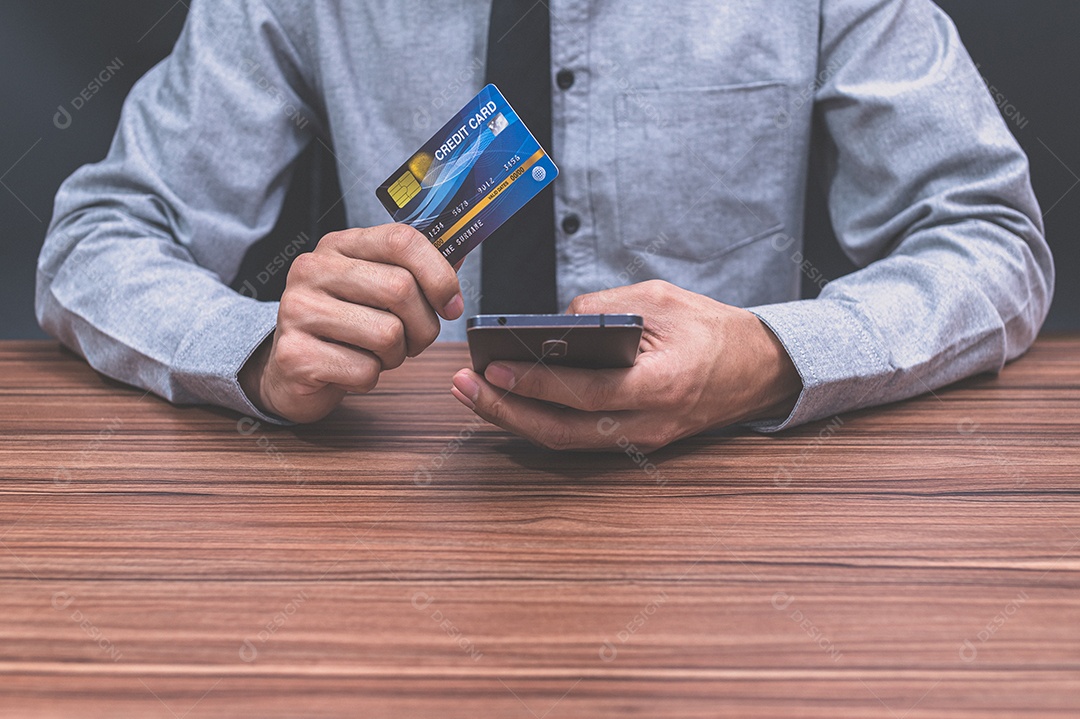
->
xmin=37 ymin=0 xmax=1053 ymax=451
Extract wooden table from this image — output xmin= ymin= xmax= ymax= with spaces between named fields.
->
xmin=0 ymin=338 xmax=1077 ymax=717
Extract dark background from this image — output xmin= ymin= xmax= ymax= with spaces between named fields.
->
xmin=2 ymin=1 xmax=1077 ymax=339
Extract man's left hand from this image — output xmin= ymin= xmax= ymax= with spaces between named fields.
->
xmin=450 ymin=280 xmax=803 ymax=452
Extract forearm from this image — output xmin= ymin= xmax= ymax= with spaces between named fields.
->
xmin=746 ymin=214 xmax=1051 ymax=431
xmin=36 ymin=0 xmax=317 ymax=420
xmin=742 ymin=0 xmax=1055 ymax=432
xmin=37 ymin=219 xmax=281 ymax=419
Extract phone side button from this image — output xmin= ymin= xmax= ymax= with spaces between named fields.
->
xmin=541 ymin=339 xmax=568 ymax=360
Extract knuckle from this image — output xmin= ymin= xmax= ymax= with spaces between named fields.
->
xmin=278 ymin=288 xmax=317 ymax=326
xmin=368 ymin=316 xmax=404 ymax=355
xmin=382 ymin=267 xmax=418 ymax=307
xmin=314 ymin=230 xmax=342 ymax=253
xmin=483 ymin=394 xmax=508 ymax=425
xmin=568 ymin=294 xmax=594 ymax=314
xmin=384 ymin=224 xmax=422 ymax=255
xmin=273 ymin=334 xmax=313 ymax=379
xmin=646 ymin=279 xmax=676 ymax=299
xmin=286 ymin=251 xmax=320 ymax=284
xmin=276 ymin=293 xmax=299 ymax=325
xmin=640 ymin=278 xmax=662 ymax=293
xmin=422 ymin=262 xmax=458 ymax=304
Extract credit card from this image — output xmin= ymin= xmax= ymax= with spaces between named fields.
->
xmin=375 ymin=84 xmax=558 ymax=264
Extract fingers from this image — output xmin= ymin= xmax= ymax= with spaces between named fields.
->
xmin=260 ymin=223 xmax=463 ymax=424
xmin=451 ymin=369 xmax=608 ymax=450
xmin=482 ymin=361 xmax=647 ymax=412
xmin=272 ymin=329 xmax=383 ymax=394
xmin=566 ymin=282 xmax=649 ymax=314
xmin=451 ymin=369 xmax=672 ymax=452
xmin=287 ymin=295 xmax=408 ymax=371
xmin=257 ymin=329 xmax=384 ymax=423
xmin=291 ymin=253 xmax=441 ymax=357
xmin=318 ymin=224 xmax=463 ymax=321
xmin=566 ymin=279 xmax=678 ymax=326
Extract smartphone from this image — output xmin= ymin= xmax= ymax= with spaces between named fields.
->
xmin=466 ymin=314 xmax=644 ymax=372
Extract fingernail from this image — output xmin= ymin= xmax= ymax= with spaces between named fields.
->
xmin=485 ymin=362 xmax=514 ymax=389
xmin=452 ymin=371 xmax=479 ymax=408
xmin=442 ymin=293 xmax=464 ymax=319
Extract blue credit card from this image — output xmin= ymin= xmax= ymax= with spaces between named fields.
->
xmin=375 ymin=84 xmax=558 ymax=264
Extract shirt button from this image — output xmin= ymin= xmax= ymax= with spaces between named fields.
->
xmin=555 ymin=69 xmax=575 ymax=90
xmin=561 ymin=214 xmax=581 ymax=234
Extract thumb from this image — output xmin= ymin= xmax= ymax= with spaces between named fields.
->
xmin=566 ymin=284 xmax=637 ymax=314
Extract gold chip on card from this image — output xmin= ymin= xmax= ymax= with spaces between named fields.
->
xmin=388 ymin=170 xmax=422 ymax=209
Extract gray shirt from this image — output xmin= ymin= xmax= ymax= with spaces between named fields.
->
xmin=37 ymin=0 xmax=1054 ymax=431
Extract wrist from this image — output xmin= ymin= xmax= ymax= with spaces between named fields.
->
xmin=745 ymin=315 xmax=802 ymax=423
xmin=238 ymin=333 xmax=275 ymax=415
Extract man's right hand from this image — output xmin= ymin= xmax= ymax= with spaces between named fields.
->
xmin=239 ymin=224 xmax=463 ymax=423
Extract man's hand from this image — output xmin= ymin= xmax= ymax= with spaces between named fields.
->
xmin=240 ymin=224 xmax=463 ymax=423
xmin=450 ymin=280 xmax=802 ymax=451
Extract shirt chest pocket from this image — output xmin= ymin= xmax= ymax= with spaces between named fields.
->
xmin=614 ymin=83 xmax=791 ymax=262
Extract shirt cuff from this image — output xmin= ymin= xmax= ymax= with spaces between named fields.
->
xmin=171 ymin=296 xmax=291 ymax=425
xmin=744 ymin=298 xmax=893 ymax=432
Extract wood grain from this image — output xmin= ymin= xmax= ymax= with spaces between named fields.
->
xmin=0 ymin=338 xmax=1078 ymax=717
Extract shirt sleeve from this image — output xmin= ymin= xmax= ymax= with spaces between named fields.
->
xmin=745 ymin=0 xmax=1054 ymax=431
xmin=36 ymin=0 xmax=317 ymax=422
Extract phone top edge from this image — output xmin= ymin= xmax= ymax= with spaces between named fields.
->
xmin=466 ymin=314 xmax=643 ymax=329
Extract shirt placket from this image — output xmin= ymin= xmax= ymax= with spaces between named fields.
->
xmin=549 ymin=0 xmax=593 ymax=308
